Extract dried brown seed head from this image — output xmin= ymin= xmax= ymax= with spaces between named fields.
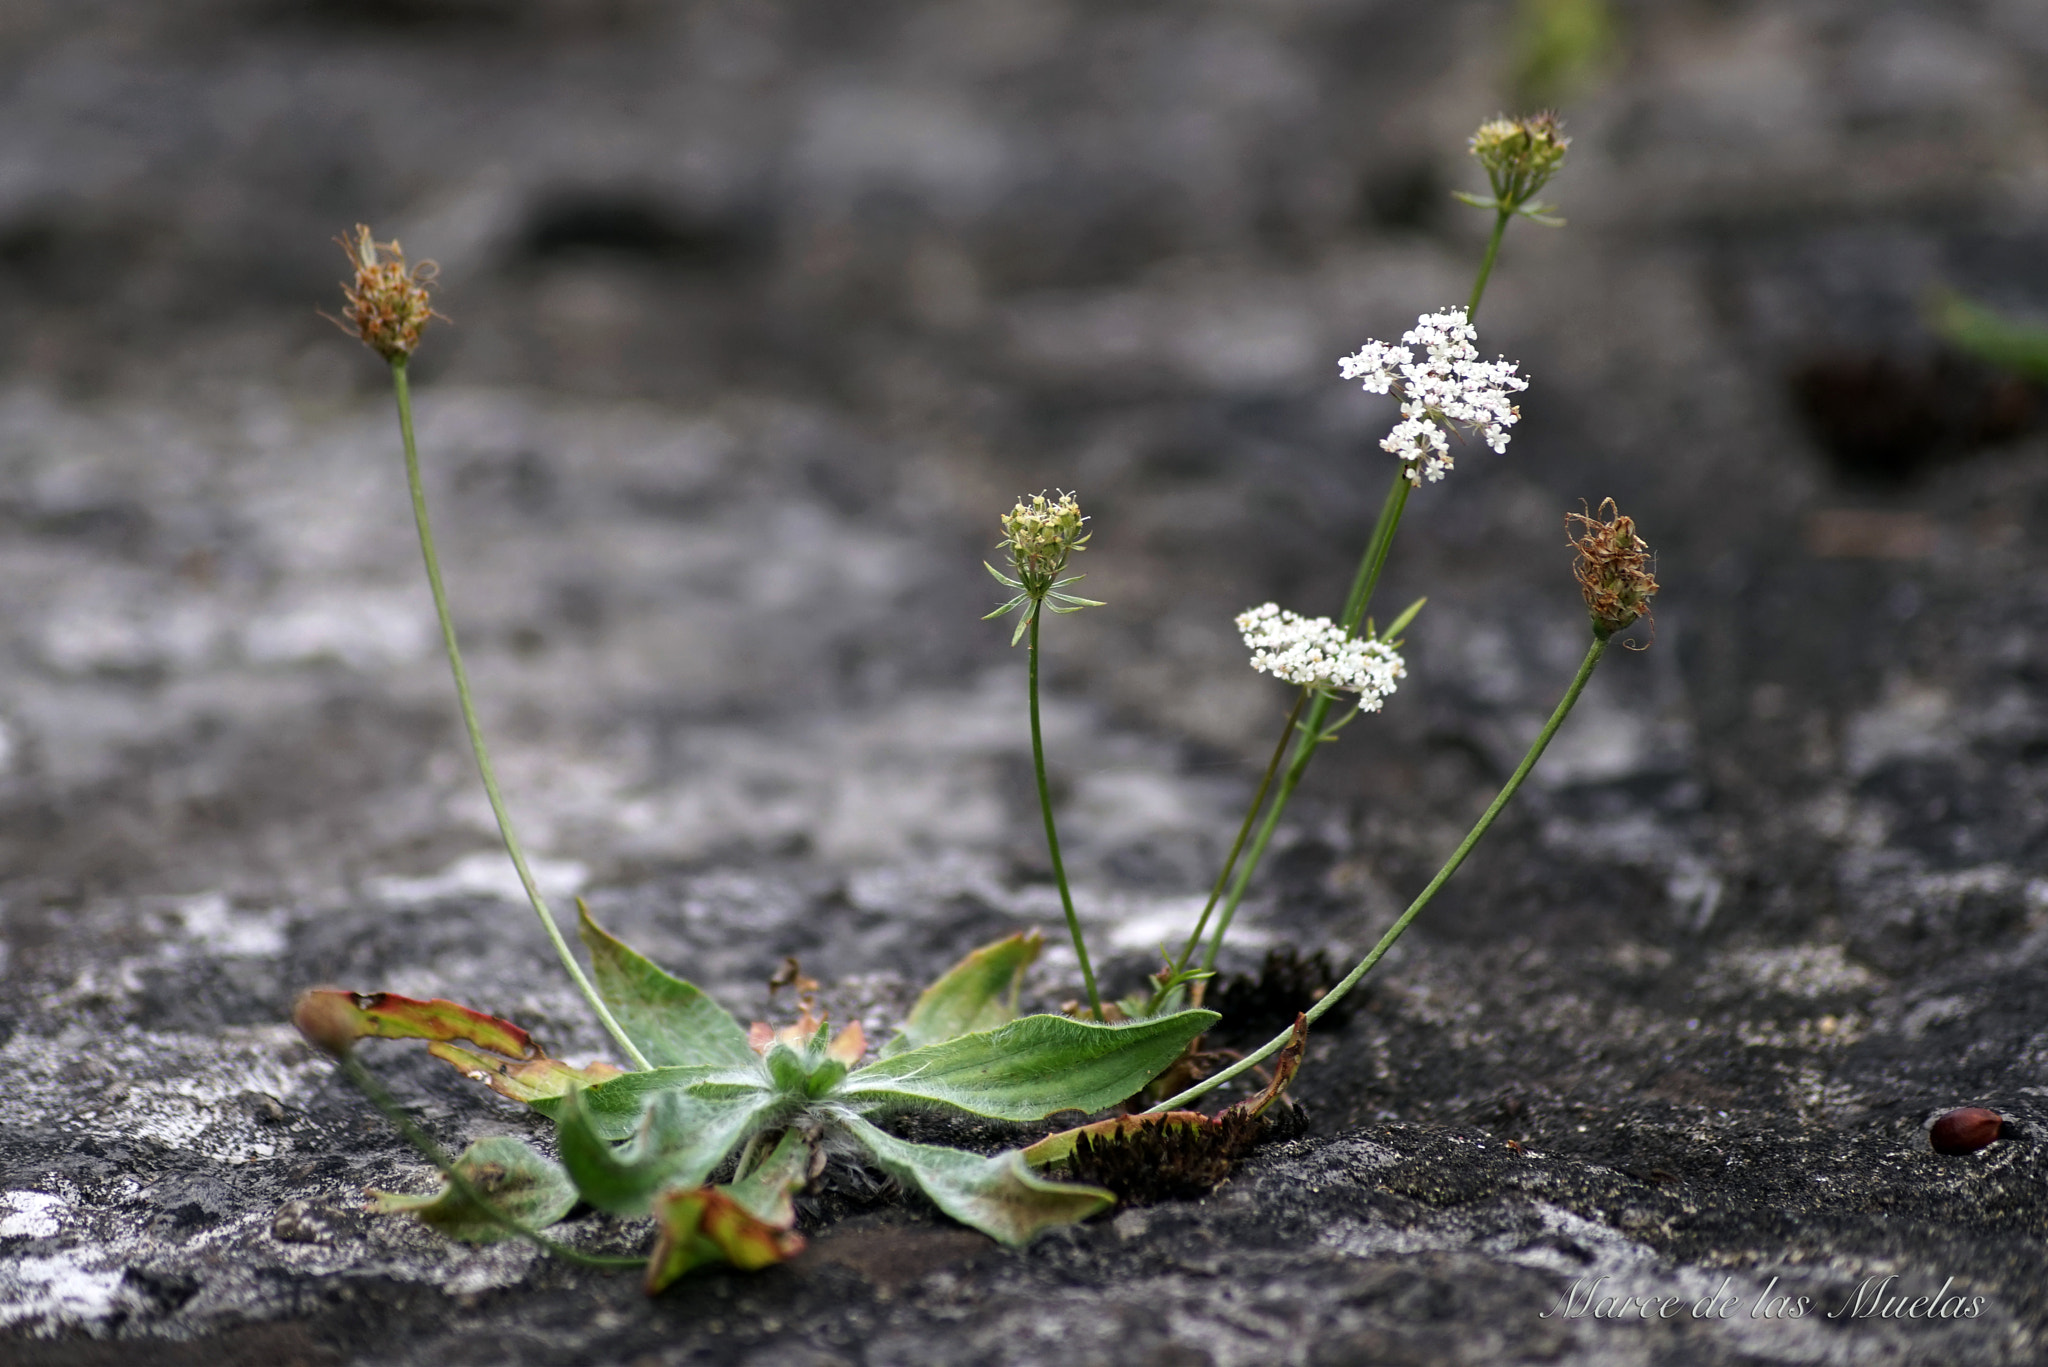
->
xmin=1063 ymin=1110 xmax=1266 ymax=1204
xmin=1567 ymin=498 xmax=1659 ymax=643
xmin=336 ymin=224 xmax=439 ymax=362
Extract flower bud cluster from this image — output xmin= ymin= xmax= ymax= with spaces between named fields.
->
xmin=1001 ymin=490 xmax=1090 ymax=588
xmin=1338 ymin=309 xmax=1528 ymax=485
xmin=1470 ymin=113 xmax=1570 ymax=210
xmin=1567 ymin=498 xmax=1658 ymax=640
xmin=338 ymin=225 xmax=439 ymax=362
xmin=1236 ymin=603 xmax=1406 ymax=708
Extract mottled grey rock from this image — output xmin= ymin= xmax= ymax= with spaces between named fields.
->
xmin=4 ymin=0 xmax=2047 ymax=1363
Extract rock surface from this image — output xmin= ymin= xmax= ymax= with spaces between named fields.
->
xmin=3 ymin=1 xmax=2047 ymax=1363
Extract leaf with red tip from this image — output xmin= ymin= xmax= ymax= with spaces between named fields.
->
xmin=425 ymin=1041 xmax=624 ymax=1104
xmin=643 ymin=1130 xmax=812 ymax=1292
xmin=293 ymin=989 xmax=536 ymax=1059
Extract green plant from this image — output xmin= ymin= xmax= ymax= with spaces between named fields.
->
xmin=298 ymin=915 xmax=1213 ymax=1291
xmin=300 ymin=111 xmax=1660 ymax=1290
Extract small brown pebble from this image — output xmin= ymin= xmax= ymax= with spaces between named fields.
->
xmin=1929 ymin=1107 xmax=2005 ymax=1155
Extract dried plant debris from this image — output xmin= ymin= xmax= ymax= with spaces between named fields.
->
xmin=1062 ymin=1110 xmax=1268 ymax=1204
xmin=1024 ymin=1016 xmax=1308 ymax=1204
xmin=1205 ymin=948 xmax=1356 ymax=1049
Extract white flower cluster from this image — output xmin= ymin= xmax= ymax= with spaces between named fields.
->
xmin=1337 ymin=308 xmax=1529 ymax=485
xmin=1235 ymin=603 xmax=1406 ymax=709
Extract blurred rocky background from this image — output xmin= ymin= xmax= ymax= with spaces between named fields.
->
xmin=2 ymin=1 xmax=2047 ymax=1363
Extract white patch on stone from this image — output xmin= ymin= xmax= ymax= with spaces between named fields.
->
xmin=0 ymin=1252 xmax=126 ymax=1329
xmin=366 ymin=851 xmax=589 ymax=906
xmin=0 ymin=1190 xmax=68 ymax=1238
xmin=242 ymin=589 xmax=434 ymax=670
xmin=173 ymin=892 xmax=288 ymax=959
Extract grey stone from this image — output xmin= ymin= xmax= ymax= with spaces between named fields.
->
xmin=3 ymin=1 xmax=2047 ymax=1363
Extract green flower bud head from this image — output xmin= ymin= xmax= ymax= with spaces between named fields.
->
xmin=984 ymin=490 xmax=1104 ymax=645
xmin=1469 ymin=113 xmax=1570 ymax=213
xmin=1001 ymin=490 xmax=1090 ymax=585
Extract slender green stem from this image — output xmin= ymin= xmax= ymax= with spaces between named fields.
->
xmin=1466 ymin=209 xmax=1512 ymax=322
xmin=1199 ymin=467 xmax=1411 ymax=972
xmin=1193 ymin=198 xmax=1517 ymax=974
xmin=1160 ymin=687 xmax=1310 ymax=1000
xmin=1027 ymin=607 xmax=1103 ymax=1019
xmin=1339 ymin=473 xmax=1414 ymax=633
xmin=1155 ymin=634 xmax=1608 ymax=1113
xmin=388 ymin=360 xmax=652 ymax=1072
xmin=338 ymin=1053 xmax=643 ymax=1269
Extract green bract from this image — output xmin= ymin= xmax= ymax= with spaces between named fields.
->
xmin=311 ymin=911 xmax=1215 ymax=1292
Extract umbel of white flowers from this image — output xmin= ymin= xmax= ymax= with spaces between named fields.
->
xmin=1339 ymin=308 xmax=1528 ymax=485
xmin=1236 ymin=603 xmax=1406 ymax=708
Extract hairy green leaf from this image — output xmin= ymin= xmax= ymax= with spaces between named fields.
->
xmin=883 ymin=930 xmax=1043 ymax=1057
xmin=577 ymin=903 xmax=757 ymax=1069
xmin=555 ymin=1086 xmax=775 ymax=1217
xmin=837 ymin=1113 xmax=1111 ymax=1245
xmin=367 ymin=1136 xmax=577 ymax=1243
xmin=841 ymin=1009 xmax=1217 ymax=1121
xmin=530 ymin=1063 xmax=770 ymax=1140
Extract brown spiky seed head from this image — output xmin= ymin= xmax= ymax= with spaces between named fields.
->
xmin=1470 ymin=112 xmax=1570 ymax=206
xmin=1000 ymin=490 xmax=1089 ymax=584
xmin=338 ymin=225 xmax=438 ymax=362
xmin=1568 ymin=498 xmax=1658 ymax=641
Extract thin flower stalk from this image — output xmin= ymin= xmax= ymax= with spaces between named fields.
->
xmin=1187 ymin=116 xmax=1566 ymax=978
xmin=388 ymin=364 xmax=652 ymax=1071
xmin=332 ymin=1051 xmax=641 ymax=1270
xmin=1156 ymin=631 xmax=1610 ymax=1112
xmin=337 ymin=228 xmax=648 ymax=1070
xmin=986 ymin=491 xmax=1107 ymax=1019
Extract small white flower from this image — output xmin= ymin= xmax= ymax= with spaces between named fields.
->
xmin=1235 ymin=602 xmax=1406 ymax=710
xmin=1337 ymin=307 xmax=1528 ymax=485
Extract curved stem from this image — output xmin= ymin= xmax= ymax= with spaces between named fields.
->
xmin=1466 ymin=208 xmax=1512 ymax=323
xmin=1028 ymin=607 xmax=1103 ymax=1019
xmin=1162 ymin=687 xmax=1310 ymax=997
xmin=1154 ymin=634 xmax=1608 ymax=1113
xmin=1193 ymin=197 xmax=1517 ymax=974
xmin=339 ymin=1053 xmax=643 ymax=1269
xmin=388 ymin=360 xmax=652 ymax=1072
xmin=1200 ymin=467 xmax=1409 ymax=971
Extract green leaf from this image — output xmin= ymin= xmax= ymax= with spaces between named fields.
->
xmin=1451 ymin=189 xmax=1501 ymax=210
xmin=1934 ymin=291 xmax=2048 ymax=383
xmin=368 ymin=1137 xmax=577 ymax=1243
xmin=530 ymin=1063 xmax=769 ymax=1140
xmin=577 ymin=903 xmax=757 ymax=1070
xmin=1380 ymin=595 xmax=1427 ymax=645
xmin=555 ymin=1086 xmax=775 ymax=1216
xmin=984 ymin=561 xmax=1024 ymax=589
xmin=883 ymin=930 xmax=1043 ymax=1057
xmin=982 ymin=594 xmax=1028 ymax=621
xmin=836 ymin=1113 xmax=1111 ymax=1245
xmin=644 ymin=1130 xmax=813 ymax=1292
xmin=840 ymin=1009 xmax=1217 ymax=1121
